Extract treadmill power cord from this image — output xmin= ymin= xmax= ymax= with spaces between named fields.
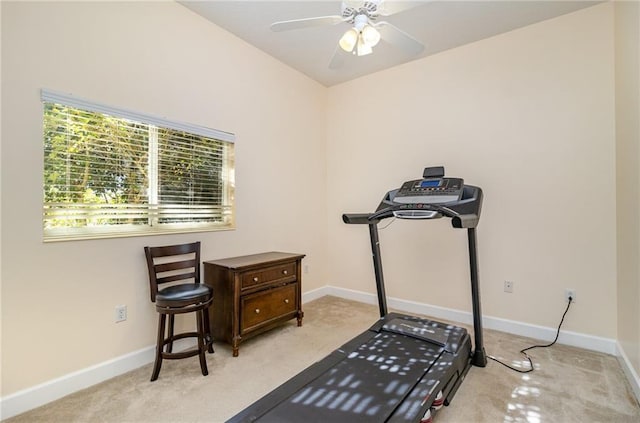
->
xmin=488 ymin=296 xmax=573 ymax=373
xmin=378 ymin=217 xmax=397 ymax=230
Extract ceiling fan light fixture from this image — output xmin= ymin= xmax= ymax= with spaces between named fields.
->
xmin=356 ymin=36 xmax=373 ymax=56
xmin=339 ymin=28 xmax=358 ymax=52
xmin=361 ymin=24 xmax=380 ymax=47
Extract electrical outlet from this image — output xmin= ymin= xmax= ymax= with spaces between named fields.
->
xmin=115 ymin=305 xmax=127 ymax=322
xmin=504 ymin=280 xmax=514 ymax=293
xmin=565 ymin=289 xmax=576 ymax=303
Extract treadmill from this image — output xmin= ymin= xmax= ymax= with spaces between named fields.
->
xmin=228 ymin=166 xmax=486 ymax=423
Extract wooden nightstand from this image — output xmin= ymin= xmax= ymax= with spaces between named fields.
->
xmin=204 ymin=252 xmax=305 ymax=356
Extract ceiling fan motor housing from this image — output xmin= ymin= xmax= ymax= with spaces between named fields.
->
xmin=342 ymin=0 xmax=381 ymax=22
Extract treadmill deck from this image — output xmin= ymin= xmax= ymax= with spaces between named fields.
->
xmin=228 ymin=313 xmax=472 ymax=423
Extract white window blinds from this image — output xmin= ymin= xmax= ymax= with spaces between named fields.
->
xmin=42 ymin=89 xmax=235 ymax=241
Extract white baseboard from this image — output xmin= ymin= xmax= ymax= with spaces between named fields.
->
xmin=301 ymin=286 xmax=329 ymax=303
xmin=0 ymin=287 xmax=632 ymax=420
xmin=617 ymin=342 xmax=640 ymax=404
xmin=313 ymin=285 xmax=618 ymax=355
xmin=484 ymin=313 xmax=617 ymax=355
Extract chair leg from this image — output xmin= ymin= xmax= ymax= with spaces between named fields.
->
xmin=151 ymin=313 xmax=166 ymax=382
xmin=196 ymin=310 xmax=209 ymax=376
xmin=166 ymin=314 xmax=175 ymax=353
xmin=203 ymin=306 xmax=214 ymax=354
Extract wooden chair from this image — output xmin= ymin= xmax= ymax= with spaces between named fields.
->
xmin=144 ymin=241 xmax=214 ymax=382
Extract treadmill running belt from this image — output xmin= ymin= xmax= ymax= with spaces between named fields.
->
xmin=257 ymin=331 xmax=444 ymax=422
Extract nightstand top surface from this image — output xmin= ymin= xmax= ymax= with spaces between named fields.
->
xmin=204 ymin=251 xmax=305 ymax=270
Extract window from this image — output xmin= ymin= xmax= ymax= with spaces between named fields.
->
xmin=41 ymin=89 xmax=235 ymax=241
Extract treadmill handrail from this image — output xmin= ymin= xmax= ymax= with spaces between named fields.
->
xmin=342 ymin=213 xmax=375 ymax=225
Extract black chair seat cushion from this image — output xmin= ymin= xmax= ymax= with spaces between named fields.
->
xmin=156 ymin=283 xmax=212 ymax=308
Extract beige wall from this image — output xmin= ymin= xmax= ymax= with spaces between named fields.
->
xmin=615 ymin=0 xmax=640 ymax=375
xmin=0 ymin=1 xmax=327 ymax=396
xmin=327 ymin=3 xmax=617 ymax=337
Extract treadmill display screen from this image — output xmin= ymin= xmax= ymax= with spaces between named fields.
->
xmin=420 ymin=180 xmax=441 ymax=188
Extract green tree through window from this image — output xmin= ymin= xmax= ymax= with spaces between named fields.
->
xmin=42 ymin=94 xmax=235 ymax=241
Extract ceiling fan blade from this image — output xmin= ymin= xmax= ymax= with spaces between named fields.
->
xmin=376 ymin=21 xmax=425 ymax=56
xmin=270 ymin=15 xmax=345 ymax=32
xmin=328 ymin=44 xmax=349 ymax=70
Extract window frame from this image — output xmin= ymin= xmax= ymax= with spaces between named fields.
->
xmin=41 ymin=89 xmax=235 ymax=242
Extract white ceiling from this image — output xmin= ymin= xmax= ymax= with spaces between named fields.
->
xmin=179 ymin=1 xmax=600 ymax=87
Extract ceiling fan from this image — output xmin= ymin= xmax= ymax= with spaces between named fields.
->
xmin=270 ymin=0 xmax=425 ymax=69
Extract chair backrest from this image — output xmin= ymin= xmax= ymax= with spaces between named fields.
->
xmin=144 ymin=241 xmax=201 ymax=302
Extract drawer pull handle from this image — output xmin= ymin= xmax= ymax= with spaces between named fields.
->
xmin=255 ymin=308 xmax=260 ymax=314
xmin=253 ymin=277 xmax=259 ymax=282
xmin=282 ymin=270 xmax=288 ymax=275
xmin=284 ymin=299 xmax=290 ymax=304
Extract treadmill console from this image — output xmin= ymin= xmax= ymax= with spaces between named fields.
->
xmin=389 ymin=167 xmax=464 ymax=219
xmin=344 ymin=166 xmax=481 ymax=226
xmin=393 ymin=177 xmax=464 ymax=205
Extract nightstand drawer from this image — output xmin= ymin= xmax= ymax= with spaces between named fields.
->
xmin=241 ymin=262 xmax=296 ymax=290
xmin=241 ymin=284 xmax=297 ymax=333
